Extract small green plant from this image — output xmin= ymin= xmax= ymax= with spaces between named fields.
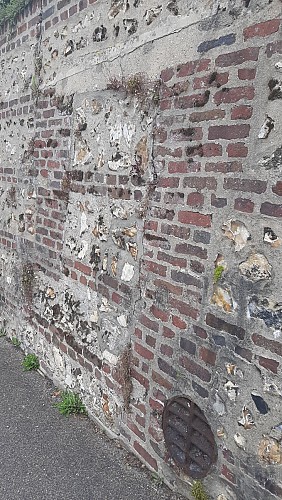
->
xmin=151 ymin=472 xmax=163 ymax=488
xmin=22 ymin=353 xmax=40 ymax=371
xmin=11 ymin=337 xmax=20 ymax=347
xmin=54 ymin=391 xmax=87 ymax=416
xmin=191 ymin=480 xmax=209 ymax=500
xmin=213 ymin=265 xmax=225 ymax=283
xmin=0 ymin=327 xmax=6 ymax=337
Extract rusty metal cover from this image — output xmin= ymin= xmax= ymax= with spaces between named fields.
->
xmin=162 ymin=396 xmax=217 ymax=478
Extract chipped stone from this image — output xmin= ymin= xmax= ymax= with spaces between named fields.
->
xmin=213 ymin=393 xmax=226 ymax=415
xmin=226 ymin=363 xmax=236 ymax=376
xmin=117 ymin=314 xmax=127 ymax=327
xmin=224 ymin=381 xmax=238 ymax=401
xmin=222 ymin=220 xmax=250 ymax=252
xmin=238 ymin=406 xmax=255 ymax=430
xmin=234 ymin=433 xmax=246 ymax=450
xmin=239 ymin=253 xmax=271 ymax=282
xmin=258 ymin=116 xmax=274 ymax=139
xmin=111 ymin=256 xmax=118 ymax=276
xmin=121 ymin=262 xmax=134 ymax=282
xmin=258 ymin=437 xmax=282 ymax=464
xmin=135 ymin=136 xmax=148 ymax=174
xmin=80 ymin=212 xmax=88 ymax=236
xmin=217 ymin=427 xmax=226 ymax=438
xmin=251 ymin=393 xmax=269 ymax=414
xmin=144 ymin=6 xmax=162 ymax=25
xmin=45 ymin=287 xmax=56 ymax=299
xmin=212 ymin=286 xmax=235 ymax=313
xmin=122 ymin=226 xmax=137 ymax=237
xmin=249 ymin=296 xmax=282 ymax=329
xmin=264 ymin=227 xmax=281 ymax=248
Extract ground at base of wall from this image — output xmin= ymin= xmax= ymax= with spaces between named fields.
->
xmin=0 ymin=337 xmax=185 ymax=500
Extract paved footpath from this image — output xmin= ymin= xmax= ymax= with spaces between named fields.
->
xmin=0 ymin=338 xmax=184 ymax=500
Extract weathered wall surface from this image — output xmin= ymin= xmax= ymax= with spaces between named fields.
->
xmin=0 ymin=1 xmax=281 ymax=498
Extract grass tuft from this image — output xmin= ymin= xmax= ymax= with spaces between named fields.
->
xmin=22 ymin=353 xmax=39 ymax=371
xmin=54 ymin=391 xmax=87 ymax=416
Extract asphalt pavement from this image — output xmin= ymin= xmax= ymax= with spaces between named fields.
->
xmin=0 ymin=337 xmax=183 ymax=500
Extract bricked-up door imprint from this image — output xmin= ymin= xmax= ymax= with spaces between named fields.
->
xmin=162 ymin=396 xmax=217 ymax=478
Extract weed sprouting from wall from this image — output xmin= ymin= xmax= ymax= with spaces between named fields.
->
xmin=0 ymin=0 xmax=30 ymax=27
xmin=107 ymin=73 xmax=161 ymax=109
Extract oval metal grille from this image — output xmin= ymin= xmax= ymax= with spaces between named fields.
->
xmin=162 ymin=396 xmax=217 ymax=478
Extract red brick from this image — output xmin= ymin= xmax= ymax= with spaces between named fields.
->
xmin=216 ymin=47 xmax=260 ymax=66
xmin=189 ymin=109 xmax=226 ymax=122
xmin=259 ymin=356 xmax=279 ymax=374
xmin=177 ymin=58 xmax=210 ymax=77
xmin=266 ymin=40 xmax=282 ymax=58
xmin=175 ymin=91 xmax=210 ymax=109
xmin=161 ymin=67 xmax=174 ymax=82
xmin=180 ymin=355 xmax=211 ymax=382
xmin=180 ymin=337 xmax=196 ymax=355
xmin=140 ymin=314 xmax=159 ymax=333
xmin=227 ymin=143 xmax=248 ymax=158
xmin=224 ymin=178 xmax=266 ymax=194
xmin=157 ymin=176 xmax=179 ymax=188
xmin=155 ymin=145 xmax=182 ymax=158
xmin=170 ymin=297 xmax=199 ymax=320
xmin=172 ymin=315 xmax=187 ymax=329
xmin=171 ymin=127 xmax=203 ymax=142
xmin=238 ymin=68 xmax=256 ymax=81
xmin=163 ymin=326 xmax=176 ymax=338
xmin=243 ymin=19 xmax=280 ymax=40
xmin=221 ymin=465 xmax=236 ymax=484
xmin=211 ymin=193 xmax=227 ymax=208
xmin=183 ymin=176 xmax=217 ymax=190
xmin=205 ymin=161 xmax=242 ymax=173
xmin=214 ymin=86 xmax=254 ymax=104
xmin=157 ymin=251 xmax=186 ymax=268
xmin=209 ymin=124 xmax=250 ymax=140
xmin=154 ymin=278 xmax=183 ymax=296
xmin=234 ymin=197 xmax=254 ymax=213
xmin=150 ymin=304 xmax=170 ymax=322
xmin=161 ymin=223 xmax=190 ymax=239
xmin=235 ymin=345 xmax=252 ymax=362
xmin=133 ymin=441 xmax=158 ymax=471
xmin=178 ymin=210 xmax=211 ymax=228
xmin=160 ymin=344 xmax=173 ymax=357
xmin=144 ymin=260 xmax=167 ymax=277
xmin=146 ymin=335 xmax=156 ymax=348
xmin=187 ymin=192 xmax=204 ymax=207
xmin=206 ymin=313 xmax=245 ymax=340
xmin=261 ymin=202 xmax=282 ymax=218
xmin=193 ymin=72 xmax=229 ymax=89
xmin=131 ymin=367 xmax=149 ymax=389
xmin=231 ymin=105 xmax=253 ymax=120
xmin=128 ymin=421 xmax=145 ymax=441
xmin=199 ymin=347 xmax=216 ymax=366
xmin=202 ymin=143 xmax=222 ymax=157
xmin=152 ymin=369 xmax=173 ymax=389
xmin=272 ymin=181 xmax=282 ymax=196
xmin=168 ymin=160 xmax=201 ymax=173
xmin=252 ymin=333 xmax=282 ymax=357
xmin=158 ymin=357 xmax=177 ymax=378
xmin=175 ymin=242 xmax=207 ymax=260
xmin=134 ymin=342 xmax=154 ymax=361
xmin=193 ymin=325 xmax=208 ymax=339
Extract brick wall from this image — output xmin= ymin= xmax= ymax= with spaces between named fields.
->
xmin=0 ymin=1 xmax=281 ymax=498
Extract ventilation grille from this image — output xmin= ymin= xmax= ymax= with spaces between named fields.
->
xmin=162 ymin=396 xmax=217 ymax=478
